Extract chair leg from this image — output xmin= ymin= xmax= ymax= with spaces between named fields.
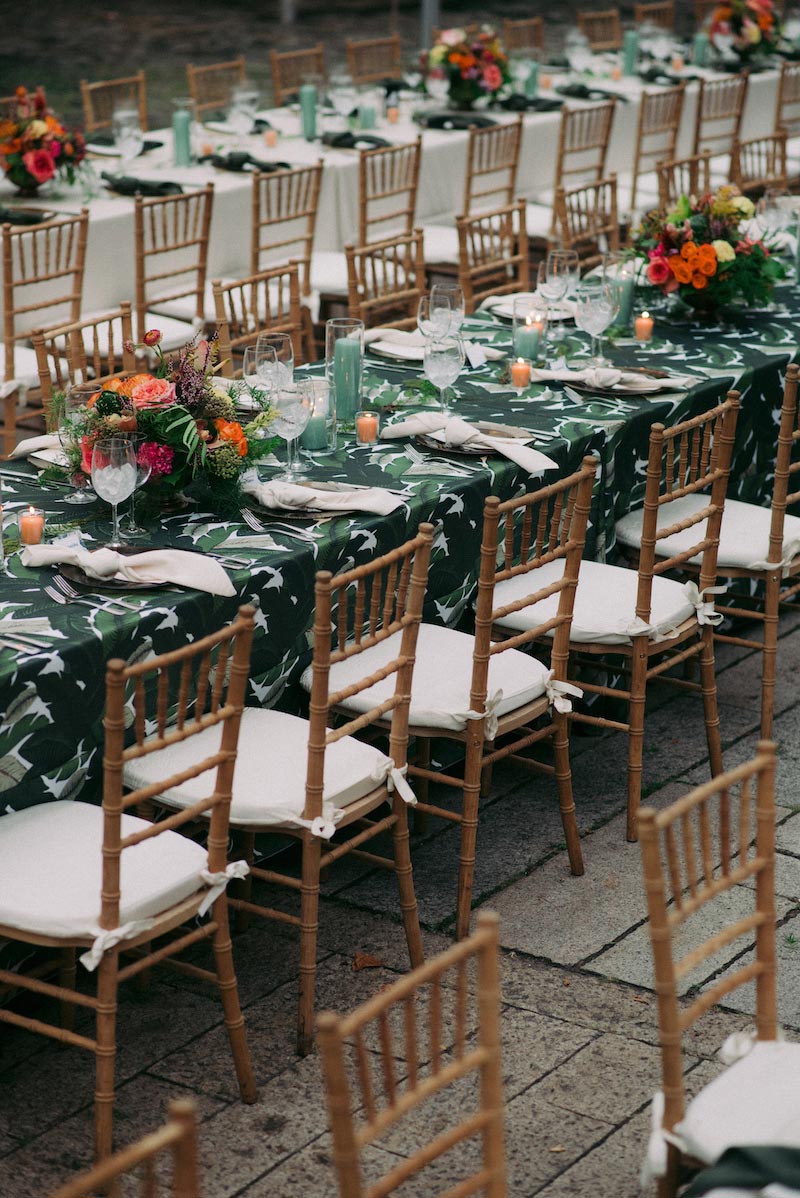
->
xmin=297 ymin=832 xmax=322 ymax=1057
xmin=455 ymin=735 xmax=483 ymax=941
xmin=235 ymin=831 xmax=256 ymax=934
xmin=3 ymin=391 xmax=18 ymax=458
xmin=59 ymin=947 xmax=76 ymax=1033
xmin=479 ymin=751 xmax=494 ymax=799
xmin=392 ymin=796 xmax=424 ymax=969
xmin=210 ymin=894 xmax=258 ymax=1101
xmin=761 ymin=571 xmax=780 ymax=739
xmin=552 ymin=711 xmax=584 ymax=875
xmin=699 ymin=625 xmax=723 ymax=779
xmin=626 ymin=643 xmax=649 ymax=843
xmin=94 ymin=953 xmax=120 ymax=1165
xmin=412 ymin=736 xmax=430 ymax=835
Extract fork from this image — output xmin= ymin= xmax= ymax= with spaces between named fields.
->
xmin=240 ymin=506 xmax=266 ymax=532
xmin=44 ymin=584 xmax=134 ymax=616
xmin=49 ymin=576 xmax=141 ymax=614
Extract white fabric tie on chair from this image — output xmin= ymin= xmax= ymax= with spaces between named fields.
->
xmin=80 ymin=918 xmax=156 ymax=972
xmin=749 ymin=536 xmax=800 ymax=578
xmin=544 ymin=672 xmax=583 ymax=713
xmin=198 ymin=859 xmax=250 ymax=916
xmin=718 ymin=1025 xmax=786 ymax=1065
xmin=684 ymin=581 xmax=726 ymax=627
xmin=460 ymin=688 xmax=505 ymax=741
xmin=370 ymin=757 xmax=417 ymax=806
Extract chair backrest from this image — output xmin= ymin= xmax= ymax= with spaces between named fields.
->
xmin=730 ymin=129 xmax=788 ymax=196
xmin=318 ymin=910 xmax=506 ymax=1198
xmin=358 ymin=137 xmax=421 ymax=244
xmin=344 ymin=228 xmax=426 ymax=330
xmin=553 ymin=175 xmax=620 ymax=270
xmin=633 ymin=0 xmax=675 ymax=28
xmin=576 ymin=6 xmax=623 ymax=49
xmin=456 ymin=199 xmax=529 ymax=313
xmin=553 ymin=101 xmax=617 ymax=197
xmin=502 ymin=16 xmax=545 ymax=54
xmin=765 ymin=363 xmax=800 ymax=568
xmin=212 ymin=262 xmax=304 ymax=375
xmin=80 ymin=70 xmax=148 ymax=134
xmin=270 ymin=44 xmax=326 ymax=106
xmin=656 ymin=150 xmax=711 ymax=210
xmin=775 ymin=60 xmax=800 ymax=139
xmin=694 ymin=0 xmax=718 ymax=25
xmin=692 ymin=74 xmax=749 ymax=160
xmin=103 ymin=605 xmax=255 ymax=936
xmin=464 ymin=116 xmax=523 ymax=216
xmin=635 ymin=394 xmax=739 ymax=626
xmin=250 ymin=162 xmax=323 ymax=298
xmin=638 ymin=741 xmax=777 ymax=1130
xmin=629 ymin=84 xmax=686 ymax=213
xmin=2 ymin=210 xmax=89 ymax=381
xmin=133 ymin=184 xmax=214 ymax=340
xmin=31 ymin=302 xmax=136 ymax=422
xmin=48 ymin=1098 xmax=200 ymax=1198
xmin=186 ymin=56 xmax=247 ymax=118
xmin=345 ymin=35 xmax=402 ymax=84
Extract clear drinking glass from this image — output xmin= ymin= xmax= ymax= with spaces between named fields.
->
xmin=426 ymin=67 xmax=449 ymax=103
xmin=430 ymin=282 xmax=466 ymax=335
xmin=112 ymin=105 xmax=144 ymax=167
xmin=574 ymin=279 xmax=620 ymax=365
xmin=227 ymin=81 xmax=260 ymax=137
xmin=255 ymin=332 xmax=293 ymax=389
xmin=59 ymin=384 xmax=98 ymax=505
xmin=417 ymin=294 xmax=452 ymax=340
xmin=271 ymin=379 xmax=313 ymax=480
xmin=119 ymin=433 xmax=152 ymax=540
xmin=329 ymin=73 xmax=359 ymax=129
xmin=91 ymin=437 xmax=138 ymax=549
xmin=325 ymin=317 xmax=364 ymax=430
xmin=538 ymin=252 xmax=571 ymax=338
xmin=423 ymin=336 xmax=465 ymax=415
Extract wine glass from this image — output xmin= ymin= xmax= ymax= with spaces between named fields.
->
xmin=758 ymin=188 xmax=793 ymax=242
xmin=574 ymin=279 xmax=620 ymax=366
xmin=119 ymin=433 xmax=152 ymax=540
xmin=423 ymin=336 xmax=465 ymax=415
xmin=565 ymin=29 xmax=593 ymax=74
xmin=112 ymin=105 xmax=144 ymax=168
xmin=256 ymin=332 xmax=293 ymax=389
xmin=91 ymin=437 xmax=138 ymax=549
xmin=329 ymin=72 xmax=358 ymax=129
xmin=271 ymin=379 xmax=312 ymax=481
xmin=430 ymin=283 xmax=465 ymax=335
xmin=59 ymin=384 xmax=97 ymax=505
xmin=538 ymin=252 xmax=571 ymax=336
xmin=426 ymin=67 xmax=450 ymax=104
xmin=227 ymin=81 xmax=260 ymax=138
xmin=417 ymin=294 xmax=451 ymax=340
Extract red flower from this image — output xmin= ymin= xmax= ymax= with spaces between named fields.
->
xmin=143 ymin=328 xmax=162 ymax=348
xmin=483 ymin=63 xmax=503 ymax=90
xmin=646 ymin=256 xmax=672 ymax=286
xmin=22 ymin=148 xmax=55 ymax=183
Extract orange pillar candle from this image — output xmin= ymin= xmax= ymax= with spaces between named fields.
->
xmin=511 ymin=357 xmax=531 ymax=388
xmin=356 ymin=410 xmax=379 ymax=444
xmin=386 ymin=105 xmax=399 ymax=123
xmin=264 ymin=128 xmax=279 ymax=148
xmin=19 ymin=506 xmax=45 ymax=545
xmin=635 ymin=311 xmax=654 ymax=342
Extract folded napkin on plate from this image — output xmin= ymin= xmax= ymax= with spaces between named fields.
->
xmin=638 ymin=66 xmax=683 ymax=85
xmin=499 ymin=94 xmax=563 ymax=112
xmin=101 ymin=172 xmax=183 ymax=197
xmin=11 ymin=434 xmax=64 ymax=460
xmin=380 ymin=413 xmax=558 ymax=475
xmin=21 ymin=545 xmax=235 ymax=597
xmin=86 ymin=136 xmax=164 ymax=155
xmin=556 ymin=82 xmax=629 ymax=102
xmin=241 ymin=475 xmax=405 ymax=516
xmin=321 ymin=131 xmax=390 ymax=150
xmin=530 ymin=365 xmax=691 ymax=391
xmin=417 ymin=111 xmax=497 ymax=130
xmin=0 ymin=206 xmax=50 ymax=226
xmin=198 ymin=151 xmax=291 ymax=173
xmin=203 ymin=118 xmax=273 ymax=135
xmin=364 ymin=327 xmax=505 ymax=361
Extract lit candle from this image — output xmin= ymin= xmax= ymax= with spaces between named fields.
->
xmin=356 ymin=410 xmax=379 ymax=444
xmin=511 ymin=357 xmax=531 ymax=388
xmin=635 ymin=311 xmax=654 ymax=342
xmin=540 ymin=72 xmax=553 ymax=91
xmin=264 ymin=128 xmax=279 ymax=147
xmin=386 ymin=105 xmax=399 ymax=124
xmin=333 ymin=336 xmax=362 ymax=426
xmin=524 ymin=61 xmax=539 ymax=97
xmin=358 ymin=103 xmax=376 ymax=130
xmin=300 ymin=414 xmax=329 ymax=451
xmin=622 ymin=29 xmax=639 ymax=77
xmin=617 ymin=271 xmax=636 ymax=330
xmin=671 ymin=54 xmax=685 ymax=72
xmin=19 ymin=506 xmax=45 ymax=545
xmin=298 ymin=82 xmax=318 ymax=140
xmin=513 ymin=319 xmax=541 ymax=361
xmin=610 ymin=64 xmax=622 ymax=81
xmin=693 ymin=31 xmax=709 ymax=66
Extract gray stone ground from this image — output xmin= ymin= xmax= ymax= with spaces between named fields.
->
xmin=1 ymin=606 xmax=799 ymax=1196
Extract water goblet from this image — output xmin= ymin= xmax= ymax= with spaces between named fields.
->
xmin=59 ymin=384 xmax=98 ymax=505
xmin=112 ymin=105 xmax=144 ymax=169
xmin=255 ymin=332 xmax=294 ymax=389
xmin=91 ymin=436 xmax=138 ymax=549
xmin=426 ymin=68 xmax=450 ymax=104
xmin=423 ymin=335 xmax=465 ymax=415
xmin=574 ymin=278 xmax=620 ymax=366
xmin=228 ymin=81 xmax=260 ymax=139
xmin=329 ymin=73 xmax=359 ymax=130
xmin=119 ymin=434 xmax=153 ymax=540
xmin=271 ymin=379 xmax=313 ymax=481
xmin=430 ymin=282 xmax=466 ymax=335
xmin=417 ymin=294 xmax=452 ymax=340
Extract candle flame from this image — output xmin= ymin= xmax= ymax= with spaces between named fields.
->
xmin=641 ymin=311 xmax=650 ymax=319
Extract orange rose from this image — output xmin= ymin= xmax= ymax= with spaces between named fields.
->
xmin=670 ymin=258 xmax=693 ymax=284
xmin=696 ymin=246 xmax=718 ymax=276
xmin=214 ymin=418 xmax=248 ymax=456
xmin=680 ymin=241 xmax=699 ymax=262
xmin=692 ymin=272 xmax=709 ymax=289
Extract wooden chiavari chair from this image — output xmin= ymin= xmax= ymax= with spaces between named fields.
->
xmin=637 ymin=743 xmax=800 ymax=1198
xmin=621 ymin=84 xmax=686 ymax=216
xmin=576 ymin=6 xmax=623 ymax=50
xmin=552 ymin=395 xmax=739 ymax=841
xmin=80 ymin=70 xmax=148 ymax=134
xmin=775 ymin=60 xmax=800 ymax=139
xmin=526 ymin=101 xmax=617 ymax=240
xmin=186 ymin=56 xmax=246 ymax=119
xmin=49 ymin=1098 xmax=200 ymax=1198
xmin=319 ymin=461 xmax=597 ymax=939
xmin=0 ymin=607 xmax=258 ymax=1163
xmin=212 ymin=262 xmax=304 ymax=375
xmin=1 ymin=210 xmax=89 ymax=455
xmin=134 ymin=184 xmax=214 ymax=347
xmin=656 ymin=150 xmax=712 ymax=210
xmin=552 ymin=175 xmax=620 ymax=270
xmin=345 ymin=34 xmax=402 ymax=84
xmin=633 ymin=0 xmax=675 ymax=28
xmin=731 ymin=129 xmax=789 ymax=197
xmin=344 ymin=228 xmax=426 ymax=330
xmin=125 ymin=526 xmax=434 ymax=1054
xmin=503 ymin=16 xmax=545 ymax=54
xmin=617 ymin=365 xmax=800 ymax=741
xmin=269 ymin=44 xmax=326 ymax=106
xmin=456 ymin=199 xmax=529 ymax=314
xmin=692 ymin=74 xmax=750 ymax=185
xmin=318 ymin=911 xmax=506 ymax=1198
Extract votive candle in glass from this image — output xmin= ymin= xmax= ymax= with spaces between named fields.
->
xmin=356 ymin=410 xmax=380 ymax=444
xmin=635 ymin=311 xmax=654 ymax=342
xmin=19 ymin=506 xmax=45 ymax=545
xmin=511 ymin=358 xmax=532 ymax=388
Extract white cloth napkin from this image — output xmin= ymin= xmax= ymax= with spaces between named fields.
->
xmin=10 ymin=434 xmax=69 ymax=468
xmin=364 ymin=327 xmax=505 ymax=362
xmin=21 ymin=545 xmax=235 ymax=597
xmin=380 ymin=413 xmax=558 ymax=475
xmin=529 ymin=366 xmax=690 ymax=392
xmin=241 ymin=474 xmax=405 ymax=515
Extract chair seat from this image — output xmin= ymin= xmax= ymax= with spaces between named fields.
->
xmin=310 ymin=250 xmax=348 ymax=296
xmin=0 ymin=800 xmax=208 ymax=940
xmin=151 ymin=280 xmax=220 ymax=324
xmin=300 ymin=622 xmax=552 ymax=733
xmin=493 ymin=557 xmax=697 ymax=644
xmin=613 ymin=169 xmax=659 ymax=217
xmin=525 ymin=201 xmax=554 ymax=240
xmin=123 ymin=707 xmax=399 ymax=832
xmin=616 ymin=494 xmax=800 ymax=572
xmin=81 ymin=308 xmax=199 ymax=355
xmin=422 ymin=223 xmax=460 ymax=265
xmin=674 ymin=1041 xmax=800 ymax=1165
xmin=0 ymin=344 xmax=42 ymax=399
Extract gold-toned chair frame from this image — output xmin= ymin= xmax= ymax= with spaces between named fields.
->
xmin=629 ymin=84 xmax=686 ymax=213
xmin=80 ymin=70 xmax=148 ymax=134
xmin=553 ymin=174 xmax=620 ymax=270
xmin=213 ymin=261 xmax=304 ymax=375
xmin=345 ymin=227 xmax=426 ymax=330
xmin=730 ymin=128 xmax=789 ymax=196
xmin=456 ymin=198 xmax=530 ymax=313
xmin=634 ymin=1 xmax=676 ymax=29
xmin=186 ymin=56 xmax=247 ymax=118
xmin=576 ymin=6 xmax=624 ymax=50
xmin=133 ymin=184 xmax=214 ymax=341
xmin=345 ymin=34 xmax=403 ymax=84
xmin=270 ymin=44 xmax=326 ymax=106
xmin=656 ymin=150 xmax=712 ymax=210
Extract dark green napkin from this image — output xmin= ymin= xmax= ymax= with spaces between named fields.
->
xmin=321 ymin=131 xmax=391 ymax=149
xmin=417 ymin=111 xmax=497 ymax=130
xmin=499 ymin=94 xmax=563 ymax=112
xmin=198 ymin=151 xmax=290 ymax=172
xmin=87 ymin=135 xmax=164 ymax=153
xmin=638 ymin=65 xmax=684 ymax=84
xmin=556 ymin=82 xmax=629 ymax=102
xmin=0 ymin=206 xmax=50 ymax=226
xmin=101 ymin=173 xmax=184 ymax=196
xmin=683 ymin=1146 xmax=800 ymax=1196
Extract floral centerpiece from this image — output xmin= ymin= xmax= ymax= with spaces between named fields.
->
xmin=59 ymin=331 xmax=277 ymax=517
xmin=708 ymin=0 xmax=781 ymax=62
xmin=424 ymin=27 xmax=511 ymax=110
xmin=0 ymin=86 xmax=86 ymax=195
xmin=632 ymin=186 xmax=785 ymax=317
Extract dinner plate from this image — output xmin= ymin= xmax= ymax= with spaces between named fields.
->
xmin=566 ymin=377 xmax=664 ymax=396
xmin=367 ymin=339 xmax=426 ymax=362
xmin=415 ymin=421 xmax=535 ymax=457
xmin=489 ymin=294 xmax=576 ymax=322
xmin=59 ymin=557 xmax=156 ymax=592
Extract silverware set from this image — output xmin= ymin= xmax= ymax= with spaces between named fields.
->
xmin=43 ymin=574 xmax=142 ymax=616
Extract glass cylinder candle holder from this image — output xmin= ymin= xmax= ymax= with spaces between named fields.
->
xmin=602 ymin=251 xmax=638 ymax=332
xmin=19 ymin=506 xmax=45 ymax=545
xmin=299 ymin=378 xmax=337 ymax=455
xmin=325 ymin=318 xmax=364 ymax=431
xmin=512 ymin=297 xmax=547 ymax=363
xmin=171 ymin=97 xmax=196 ymax=166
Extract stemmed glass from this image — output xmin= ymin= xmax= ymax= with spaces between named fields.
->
xmin=112 ymin=105 xmax=144 ymax=168
xmin=119 ymin=434 xmax=152 ymax=541
xmin=538 ymin=251 xmax=571 ymax=337
xmin=417 ymin=294 xmax=452 ymax=340
xmin=272 ymin=379 xmax=312 ymax=481
xmin=423 ymin=336 xmax=465 ymax=415
xmin=758 ymin=188 xmax=793 ymax=242
xmin=59 ymin=385 xmax=97 ymax=505
xmin=574 ymin=279 xmax=620 ymax=366
xmin=227 ymin=81 xmax=260 ymax=138
xmin=256 ymin=332 xmax=293 ymax=389
xmin=91 ymin=437 xmax=138 ymax=549
xmin=430 ymin=283 xmax=466 ymax=336
xmin=329 ymin=73 xmax=358 ymax=130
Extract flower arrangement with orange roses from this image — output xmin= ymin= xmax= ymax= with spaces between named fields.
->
xmin=425 ymin=27 xmax=511 ymax=108
xmin=708 ymin=0 xmax=780 ymax=61
xmin=0 ymin=86 xmax=85 ymax=193
xmin=59 ymin=331 xmax=277 ymax=516
xmin=632 ymin=186 xmax=785 ymax=314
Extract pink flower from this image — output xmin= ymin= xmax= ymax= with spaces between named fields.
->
xmin=143 ymin=328 xmax=162 ymax=347
xmin=138 ymin=442 xmax=174 ymax=477
xmin=131 ymin=377 xmax=177 ymax=409
xmin=22 ymin=149 xmax=55 ymax=183
xmin=483 ymin=63 xmax=503 ymax=90
xmin=646 ymin=257 xmax=672 ymax=286
xmin=79 ymin=435 xmax=94 ymax=474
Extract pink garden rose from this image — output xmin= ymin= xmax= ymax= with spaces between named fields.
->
xmin=483 ymin=63 xmax=503 ymax=90
xmin=646 ymin=256 xmax=672 ymax=286
xmin=131 ymin=377 xmax=177 ymax=409
xmin=22 ymin=149 xmax=55 ymax=183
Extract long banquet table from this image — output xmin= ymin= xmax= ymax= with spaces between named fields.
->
xmin=1 ymin=288 xmax=798 ymax=813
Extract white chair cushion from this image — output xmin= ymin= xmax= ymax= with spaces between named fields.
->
xmin=300 ymin=622 xmax=552 ymax=733
xmin=80 ymin=309 xmax=200 ymax=355
xmin=493 ymin=557 xmax=697 ymax=645
xmin=151 ymin=280 xmax=220 ymax=324
xmin=616 ymin=495 xmax=800 ymax=573
xmin=123 ymin=707 xmax=399 ymax=832
xmin=674 ymin=1041 xmax=800 ymax=1165
xmin=0 ymin=799 xmax=208 ymax=940
xmin=525 ymin=202 xmax=554 ymax=240
xmin=0 ymin=343 xmax=41 ymax=399
xmin=310 ymin=250 xmax=348 ymax=296
xmin=422 ymin=223 xmax=460 ymax=265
